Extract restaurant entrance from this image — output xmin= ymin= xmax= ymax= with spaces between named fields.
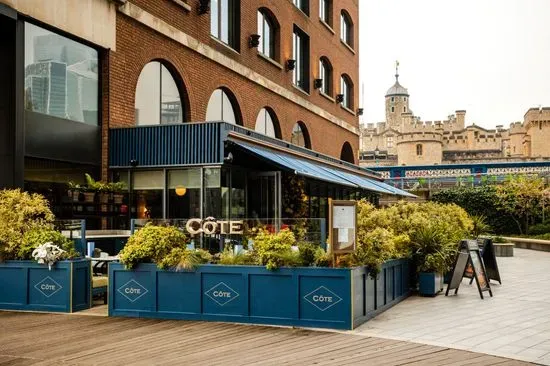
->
xmin=247 ymin=171 xmax=281 ymax=221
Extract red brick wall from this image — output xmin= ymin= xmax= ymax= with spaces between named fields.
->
xmin=104 ymin=0 xmax=360 ymax=172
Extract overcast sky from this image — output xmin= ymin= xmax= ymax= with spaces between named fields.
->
xmin=359 ymin=0 xmax=550 ymax=130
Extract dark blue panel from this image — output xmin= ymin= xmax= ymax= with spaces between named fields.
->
xmin=157 ymin=271 xmax=200 ymax=314
xmin=72 ymin=263 xmax=91 ymax=311
xmin=0 ymin=267 xmax=26 ymax=305
xmin=376 ymin=271 xmax=385 ymax=308
xmin=365 ymin=275 xmax=375 ymax=312
xmin=249 ymin=274 xmax=295 ymax=319
xmin=112 ymin=269 xmax=155 ymax=312
xmin=394 ymin=265 xmax=402 ymax=297
xmin=386 ymin=267 xmax=394 ymax=302
xmin=28 ymin=268 xmax=69 ymax=310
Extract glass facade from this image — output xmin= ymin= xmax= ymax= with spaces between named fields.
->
xmin=24 ymin=23 xmax=98 ymax=125
xmin=135 ymin=62 xmax=183 ymax=125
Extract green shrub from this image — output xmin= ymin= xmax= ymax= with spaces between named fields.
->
xmin=119 ymin=224 xmax=190 ymax=269
xmin=527 ymin=223 xmax=550 ymax=236
xmin=0 ymin=189 xmax=55 ymax=261
xmin=217 ymin=246 xmax=256 ymax=265
xmin=470 ymin=215 xmax=491 ymax=238
xmin=21 ymin=228 xmax=78 ymax=260
xmin=297 ymin=241 xmax=317 ymax=266
xmin=313 ymin=247 xmax=331 ymax=267
xmin=492 ymin=236 xmax=507 ymax=243
xmin=158 ymin=247 xmax=210 ymax=271
xmin=253 ymin=229 xmax=300 ymax=270
xmin=410 ymin=225 xmax=457 ymax=273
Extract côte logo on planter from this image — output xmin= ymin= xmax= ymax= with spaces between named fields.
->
xmin=117 ymin=279 xmax=149 ymax=303
xmin=204 ymin=282 xmax=240 ymax=306
xmin=303 ymin=286 xmax=342 ymax=311
xmin=34 ymin=276 xmax=63 ymax=298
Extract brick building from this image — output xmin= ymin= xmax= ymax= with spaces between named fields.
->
xmin=360 ymin=68 xmax=550 ymax=167
xmin=1 ymin=0 xmax=411 ymax=229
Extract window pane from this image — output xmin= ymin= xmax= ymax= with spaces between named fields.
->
xmin=133 ymin=170 xmax=164 ymax=190
xmin=221 ymin=0 xmax=229 ymax=43
xmin=25 ymin=22 xmax=98 ymax=125
xmin=168 ymin=169 xmax=201 ymax=219
xmin=206 ymin=89 xmax=223 ymax=121
xmin=255 ymin=108 xmax=276 ymax=137
xmin=211 ymin=0 xmax=219 ymax=37
xmin=135 ymin=62 xmax=161 ymax=125
xmin=264 ymin=20 xmax=271 ymax=57
xmin=161 ymin=65 xmax=183 ymax=123
xmin=204 ymin=168 xmax=221 ymax=218
xmin=291 ymin=123 xmax=305 ymax=147
xmin=221 ymin=90 xmax=237 ymax=124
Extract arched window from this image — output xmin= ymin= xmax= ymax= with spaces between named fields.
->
xmin=340 ymin=10 xmax=353 ymax=48
xmin=255 ymin=108 xmax=280 ymax=138
xmin=257 ymin=9 xmax=278 ymax=60
xmin=291 ymin=122 xmax=311 ymax=149
xmin=135 ymin=61 xmax=183 ymax=125
xmin=340 ymin=142 xmax=355 ymax=163
xmin=319 ymin=57 xmax=332 ymax=96
xmin=205 ymin=88 xmax=240 ymax=125
xmin=340 ymin=74 xmax=353 ymax=109
xmin=416 ymin=144 xmax=423 ymax=156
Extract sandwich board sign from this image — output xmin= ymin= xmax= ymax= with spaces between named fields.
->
xmin=445 ymin=240 xmax=493 ymax=299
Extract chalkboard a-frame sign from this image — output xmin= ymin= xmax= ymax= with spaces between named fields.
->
xmin=445 ymin=240 xmax=493 ymax=299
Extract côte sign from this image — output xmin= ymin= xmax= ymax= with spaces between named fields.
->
xmin=185 ymin=219 xmax=244 ymax=235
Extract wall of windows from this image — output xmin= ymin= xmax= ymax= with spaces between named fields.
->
xmin=24 ymin=22 xmax=98 ymax=125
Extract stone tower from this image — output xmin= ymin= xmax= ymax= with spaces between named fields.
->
xmin=385 ymin=62 xmax=410 ymax=130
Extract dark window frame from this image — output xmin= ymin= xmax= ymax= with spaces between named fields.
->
xmin=293 ymin=25 xmax=310 ymax=93
xmin=211 ymin=0 xmax=241 ymax=51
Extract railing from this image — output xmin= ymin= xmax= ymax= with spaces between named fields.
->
xmin=385 ymin=172 xmax=548 ymax=191
xmin=131 ymin=218 xmax=327 ymax=250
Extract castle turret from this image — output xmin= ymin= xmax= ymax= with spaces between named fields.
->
xmin=385 ymin=62 xmax=410 ymax=130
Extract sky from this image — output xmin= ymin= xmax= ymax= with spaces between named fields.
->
xmin=359 ymin=0 xmax=550 ymax=130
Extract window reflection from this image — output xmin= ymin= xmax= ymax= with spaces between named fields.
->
xmin=24 ymin=23 xmax=98 ymax=125
xmin=132 ymin=171 xmax=164 ymax=219
xmin=135 ymin=62 xmax=183 ymax=125
xmin=255 ymin=108 xmax=277 ymax=138
xmin=206 ymin=89 xmax=238 ymax=124
xmin=168 ymin=169 xmax=201 ymax=219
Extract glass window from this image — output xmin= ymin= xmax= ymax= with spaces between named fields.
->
xmin=293 ymin=0 xmax=309 ymax=14
xmin=257 ymin=10 xmax=275 ymax=59
xmin=168 ymin=169 xmax=201 ymax=219
xmin=340 ymin=75 xmax=352 ymax=109
xmin=211 ymin=0 xmax=239 ymax=49
xmin=24 ymin=23 xmax=98 ymax=125
xmin=206 ymin=89 xmax=238 ymax=124
xmin=319 ymin=0 xmax=331 ymax=24
xmin=132 ymin=171 xmax=164 ymax=219
xmin=293 ymin=26 xmax=310 ymax=92
xmin=204 ymin=168 xmax=222 ymax=218
xmin=135 ymin=62 xmax=183 ymax=125
xmin=255 ymin=108 xmax=277 ymax=138
xmin=319 ymin=58 xmax=332 ymax=95
xmin=231 ymin=169 xmax=246 ymax=219
xmin=291 ymin=122 xmax=310 ymax=148
xmin=340 ymin=11 xmax=353 ymax=47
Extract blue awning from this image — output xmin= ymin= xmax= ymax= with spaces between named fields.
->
xmin=233 ymin=141 xmax=416 ymax=198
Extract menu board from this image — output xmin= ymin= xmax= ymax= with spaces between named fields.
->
xmin=330 ymin=200 xmax=356 ymax=254
xmin=445 ymin=239 xmax=493 ymax=299
xmin=477 ymin=238 xmax=502 ymax=284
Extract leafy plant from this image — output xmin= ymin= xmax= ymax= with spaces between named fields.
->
xmin=492 ymin=236 xmax=508 ymax=243
xmin=313 ymin=247 xmax=331 ymax=267
xmin=21 ymin=228 xmax=78 ymax=260
xmin=410 ymin=225 xmax=456 ymax=274
xmin=296 ymin=241 xmax=318 ymax=266
xmin=0 ymin=189 xmax=55 ymax=261
xmin=218 ymin=245 xmax=256 ymax=265
xmin=470 ymin=215 xmax=491 ymax=238
xmin=253 ymin=228 xmax=300 ymax=270
xmin=119 ymin=224 xmax=190 ymax=269
xmin=158 ymin=247 xmax=210 ymax=271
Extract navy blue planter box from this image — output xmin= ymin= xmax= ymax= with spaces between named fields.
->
xmin=418 ymin=272 xmax=443 ymax=296
xmin=109 ymin=258 xmax=410 ymax=330
xmin=0 ymin=259 xmax=92 ymax=313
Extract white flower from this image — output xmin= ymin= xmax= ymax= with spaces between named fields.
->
xmin=32 ymin=242 xmax=66 ymax=270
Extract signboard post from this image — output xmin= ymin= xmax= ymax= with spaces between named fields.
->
xmin=445 ymin=240 xmax=493 ymax=299
xmin=328 ymin=200 xmax=357 ymax=258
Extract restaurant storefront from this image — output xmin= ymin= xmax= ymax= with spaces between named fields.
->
xmin=108 ymin=121 xmax=413 ymax=228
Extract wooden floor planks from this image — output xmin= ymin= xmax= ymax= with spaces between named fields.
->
xmin=0 ymin=312 xmax=535 ymax=366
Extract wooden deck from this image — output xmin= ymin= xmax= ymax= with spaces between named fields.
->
xmin=0 ymin=312 xmax=533 ymax=365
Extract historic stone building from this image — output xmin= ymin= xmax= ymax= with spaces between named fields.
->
xmin=360 ymin=69 xmax=550 ymax=166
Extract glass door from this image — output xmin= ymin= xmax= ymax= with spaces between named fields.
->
xmin=247 ymin=172 xmax=281 ymax=223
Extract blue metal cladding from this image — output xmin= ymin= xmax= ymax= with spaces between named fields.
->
xmin=109 ymin=123 xmax=225 ymax=167
xmin=109 ymin=259 xmax=411 ymax=330
xmin=0 ymin=260 xmax=91 ymax=313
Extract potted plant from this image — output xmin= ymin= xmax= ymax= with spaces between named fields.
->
xmin=83 ymin=173 xmax=100 ymax=203
xmin=107 ymin=181 xmax=127 ymax=204
xmin=411 ymin=225 xmax=456 ymax=296
xmin=67 ymin=181 xmax=82 ymax=202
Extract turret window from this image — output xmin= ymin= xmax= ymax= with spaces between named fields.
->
xmin=403 ymin=106 xmax=407 ymax=112
xmin=391 ymin=106 xmax=394 ymax=113
xmin=391 ymin=97 xmax=394 ymax=102
xmin=416 ymin=144 xmax=423 ymax=156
